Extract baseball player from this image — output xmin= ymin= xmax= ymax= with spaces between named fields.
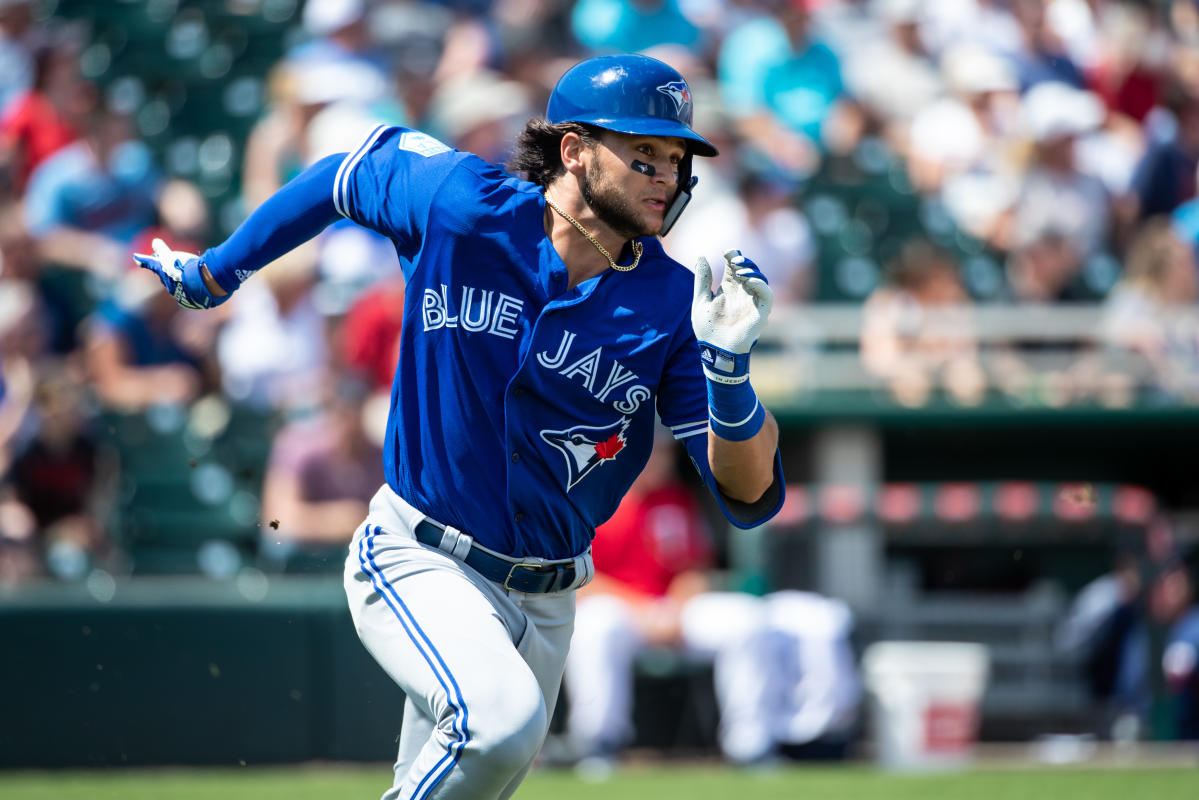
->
xmin=135 ymin=54 xmax=784 ymax=800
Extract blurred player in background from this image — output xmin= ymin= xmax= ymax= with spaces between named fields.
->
xmin=134 ymin=53 xmax=783 ymax=800
xmin=566 ymin=428 xmax=859 ymax=767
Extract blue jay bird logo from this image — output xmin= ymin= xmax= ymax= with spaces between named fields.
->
xmin=541 ymin=417 xmax=630 ymax=490
xmin=657 ymin=81 xmax=692 ymax=116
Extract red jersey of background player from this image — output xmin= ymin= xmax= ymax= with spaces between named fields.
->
xmin=591 ymin=482 xmax=713 ymax=598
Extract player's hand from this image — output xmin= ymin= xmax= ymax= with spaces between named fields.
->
xmin=133 ymin=238 xmax=227 ymax=310
xmin=691 ymin=250 xmax=773 ymax=384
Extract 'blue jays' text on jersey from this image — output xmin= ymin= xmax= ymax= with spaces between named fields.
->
xmin=336 ymin=125 xmax=783 ymax=560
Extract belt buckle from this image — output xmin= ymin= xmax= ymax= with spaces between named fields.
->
xmin=503 ymin=561 xmax=548 ymax=592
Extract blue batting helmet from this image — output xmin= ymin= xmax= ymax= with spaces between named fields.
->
xmin=547 ymin=54 xmax=718 ymax=158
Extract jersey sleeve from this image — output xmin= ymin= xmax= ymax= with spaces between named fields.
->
xmin=657 ymin=321 xmax=785 ymax=530
xmin=333 ymin=125 xmax=465 ymax=264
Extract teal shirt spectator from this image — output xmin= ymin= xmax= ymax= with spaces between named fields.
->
xmin=571 ymin=0 xmax=700 ymax=54
xmin=718 ymin=16 xmax=843 ymax=144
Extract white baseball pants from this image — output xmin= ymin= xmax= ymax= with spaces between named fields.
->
xmin=344 ymin=485 xmax=587 ymax=800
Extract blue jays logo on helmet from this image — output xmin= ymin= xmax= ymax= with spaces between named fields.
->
xmin=657 ymin=81 xmax=692 ymax=117
xmin=541 ymin=417 xmax=630 ymax=490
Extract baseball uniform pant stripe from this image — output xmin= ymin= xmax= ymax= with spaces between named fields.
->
xmin=335 ymin=124 xmax=389 ymax=218
xmin=359 ymin=525 xmax=470 ymax=798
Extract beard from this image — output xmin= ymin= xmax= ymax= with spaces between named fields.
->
xmin=582 ymin=160 xmax=657 ymax=239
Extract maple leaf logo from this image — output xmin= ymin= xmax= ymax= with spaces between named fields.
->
xmin=594 ymin=432 xmax=625 ymax=460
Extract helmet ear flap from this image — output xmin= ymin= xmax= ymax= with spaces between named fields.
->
xmin=660 ymin=153 xmax=695 ymax=236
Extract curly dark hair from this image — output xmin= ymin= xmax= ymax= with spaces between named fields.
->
xmin=507 ymin=119 xmax=601 ymax=187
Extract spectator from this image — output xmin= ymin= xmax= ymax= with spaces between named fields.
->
xmin=718 ymin=0 xmax=848 ymax=177
xmin=0 ymin=33 xmax=89 ymax=196
xmin=1009 ymin=81 xmax=1112 ymax=262
xmin=564 ymin=431 xmax=859 ymax=766
xmin=289 ymin=0 xmax=391 ymax=96
xmin=1009 ymin=0 xmax=1088 ymax=90
xmin=7 ymin=366 xmax=115 ymax=581
xmin=258 ymin=377 xmax=383 ymax=572
xmin=1082 ymin=1 xmax=1163 ymax=125
xmin=1101 ymin=217 xmax=1199 ymax=402
xmin=1130 ymin=82 xmax=1199 ymax=219
xmin=22 ymin=102 xmax=158 ymax=277
xmin=1056 ymin=552 xmax=1148 ymax=739
xmin=1158 ymin=558 xmax=1199 ymax=739
xmin=0 ymin=0 xmax=35 ymax=116
xmin=570 ymin=0 xmax=702 ymax=55
xmin=859 ymin=239 xmax=985 ymax=407
xmin=82 ymin=270 xmax=211 ymax=412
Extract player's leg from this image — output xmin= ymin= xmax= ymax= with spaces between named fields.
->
xmin=383 ymin=696 xmax=434 ymax=800
xmin=564 ymin=594 xmax=644 ymax=759
xmin=494 ymin=589 xmax=576 ymax=800
xmin=380 ymin=595 xmax=574 ymax=800
xmin=680 ymin=591 xmax=777 ymax=763
xmin=346 ymin=523 xmax=551 ymax=800
xmin=762 ymin=591 xmax=861 ymax=752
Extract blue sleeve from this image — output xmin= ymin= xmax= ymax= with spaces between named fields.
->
xmin=333 ymin=124 xmax=464 ymax=265
xmin=203 ymin=153 xmax=343 ymax=292
xmin=657 ymin=321 xmax=784 ymax=529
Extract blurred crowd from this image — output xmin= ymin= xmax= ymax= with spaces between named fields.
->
xmin=0 ymin=0 xmax=1198 ymax=747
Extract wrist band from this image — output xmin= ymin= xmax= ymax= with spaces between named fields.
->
xmin=698 ymin=341 xmax=751 ymax=384
xmin=201 ymin=250 xmax=247 ymax=295
xmin=706 ymin=378 xmax=765 ymax=441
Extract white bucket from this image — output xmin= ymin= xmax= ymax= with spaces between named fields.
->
xmin=862 ymin=641 xmax=990 ymax=770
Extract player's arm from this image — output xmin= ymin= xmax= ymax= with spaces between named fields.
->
xmin=133 ymin=153 xmax=346 ymax=308
xmin=692 ymin=250 xmax=779 ymax=504
xmin=708 ymin=409 xmax=778 ymax=502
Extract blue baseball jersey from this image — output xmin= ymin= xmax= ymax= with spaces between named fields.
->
xmin=335 ymin=125 xmax=782 ymax=560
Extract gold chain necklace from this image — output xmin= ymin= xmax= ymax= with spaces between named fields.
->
xmin=544 ymin=194 xmax=642 ymax=273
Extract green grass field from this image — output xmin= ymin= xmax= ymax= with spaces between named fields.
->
xmin=1 ymin=763 xmax=1197 ymax=800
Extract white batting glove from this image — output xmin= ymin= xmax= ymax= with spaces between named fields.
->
xmin=691 ymin=250 xmax=774 ymax=384
xmin=133 ymin=237 xmax=228 ymax=310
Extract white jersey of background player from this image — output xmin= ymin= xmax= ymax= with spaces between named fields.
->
xmin=137 ymin=54 xmax=784 ymax=800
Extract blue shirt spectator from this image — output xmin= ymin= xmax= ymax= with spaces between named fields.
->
xmin=1132 ymin=99 xmax=1199 ymax=220
xmin=24 ymin=129 xmax=157 ymax=244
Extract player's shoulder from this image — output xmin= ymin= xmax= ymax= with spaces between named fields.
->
xmin=637 ymin=237 xmax=697 ymax=294
xmin=360 ymin=125 xmax=473 ymax=172
xmin=359 ymin=124 xmax=538 ymax=223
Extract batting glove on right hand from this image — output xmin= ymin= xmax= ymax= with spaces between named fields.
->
xmin=692 ymin=250 xmax=774 ymax=384
xmin=133 ymin=237 xmax=227 ymax=310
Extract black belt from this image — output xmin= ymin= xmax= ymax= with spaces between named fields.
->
xmin=414 ymin=519 xmax=579 ymax=594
